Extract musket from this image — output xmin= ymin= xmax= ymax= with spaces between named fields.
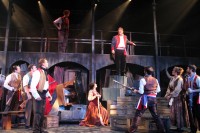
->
xmin=6 ymin=91 xmax=15 ymax=106
xmin=113 ymin=80 xmax=134 ymax=90
xmin=20 ymin=99 xmax=28 ymax=109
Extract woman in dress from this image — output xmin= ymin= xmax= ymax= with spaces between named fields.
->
xmin=165 ymin=66 xmax=186 ymax=131
xmin=79 ymin=83 xmax=109 ymax=127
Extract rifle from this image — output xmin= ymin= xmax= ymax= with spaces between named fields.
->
xmin=20 ymin=99 xmax=28 ymax=109
xmin=113 ymin=80 xmax=134 ymax=90
xmin=4 ymin=91 xmax=16 ymax=111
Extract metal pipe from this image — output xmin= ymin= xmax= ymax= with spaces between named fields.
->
xmin=152 ymin=0 xmax=159 ymax=80
xmin=91 ymin=2 xmax=96 ymax=82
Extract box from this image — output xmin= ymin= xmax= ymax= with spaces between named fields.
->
xmin=43 ymin=115 xmax=59 ymax=128
xmin=59 ymin=110 xmax=73 ymax=121
xmin=59 ymin=104 xmax=87 ymax=121
xmin=71 ymin=104 xmax=87 ymax=120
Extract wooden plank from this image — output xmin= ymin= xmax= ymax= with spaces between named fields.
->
xmin=0 ymin=110 xmax=25 ymax=115
xmin=43 ymin=115 xmax=59 ymax=128
xmin=2 ymin=115 xmax=11 ymax=130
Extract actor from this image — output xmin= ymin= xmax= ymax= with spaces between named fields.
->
xmin=165 ymin=66 xmax=185 ymax=131
xmin=4 ymin=65 xmax=22 ymax=111
xmin=130 ymin=66 xmax=165 ymax=133
xmin=185 ymin=64 xmax=200 ymax=133
xmin=30 ymin=58 xmax=52 ymax=133
xmin=53 ymin=10 xmax=70 ymax=53
xmin=23 ymin=64 xmax=37 ymax=129
xmin=111 ymin=27 xmax=136 ymax=76
xmin=79 ymin=83 xmax=109 ymax=127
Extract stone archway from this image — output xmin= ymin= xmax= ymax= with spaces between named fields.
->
xmin=49 ymin=61 xmax=89 ymax=105
xmin=9 ymin=60 xmax=29 ymax=76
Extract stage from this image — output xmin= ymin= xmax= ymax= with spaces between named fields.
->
xmin=0 ymin=123 xmax=192 ymax=133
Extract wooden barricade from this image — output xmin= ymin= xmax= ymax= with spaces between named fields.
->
xmin=43 ymin=115 xmax=59 ymax=128
xmin=110 ymin=96 xmax=171 ymax=132
xmin=0 ymin=110 xmax=25 ymax=130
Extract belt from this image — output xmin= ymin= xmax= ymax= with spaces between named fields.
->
xmin=117 ymin=48 xmax=125 ymax=50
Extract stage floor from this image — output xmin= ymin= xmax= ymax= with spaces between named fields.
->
xmin=0 ymin=123 xmax=192 ymax=133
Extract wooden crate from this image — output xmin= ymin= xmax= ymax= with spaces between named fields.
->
xmin=110 ymin=116 xmax=150 ymax=131
xmin=43 ymin=115 xmax=59 ymax=128
xmin=110 ymin=116 xmax=130 ymax=131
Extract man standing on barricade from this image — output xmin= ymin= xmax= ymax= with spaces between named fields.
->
xmin=130 ymin=66 xmax=165 ymax=133
xmin=111 ymin=27 xmax=136 ymax=76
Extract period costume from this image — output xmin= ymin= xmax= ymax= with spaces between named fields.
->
xmin=186 ymin=73 xmax=200 ymax=133
xmin=79 ymin=90 xmax=108 ymax=127
xmin=111 ymin=35 xmax=133 ymax=75
xmin=23 ymin=72 xmax=34 ymax=128
xmin=4 ymin=72 xmax=22 ymax=111
xmin=53 ymin=16 xmax=69 ymax=52
xmin=165 ymin=75 xmax=185 ymax=130
xmin=30 ymin=68 xmax=51 ymax=133
xmin=130 ymin=75 xmax=165 ymax=133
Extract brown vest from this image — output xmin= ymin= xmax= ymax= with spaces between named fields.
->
xmin=8 ymin=73 xmax=21 ymax=90
xmin=144 ymin=76 xmax=158 ymax=94
xmin=37 ymin=69 xmax=47 ymax=92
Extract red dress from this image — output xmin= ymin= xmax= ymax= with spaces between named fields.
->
xmin=79 ymin=91 xmax=109 ymax=127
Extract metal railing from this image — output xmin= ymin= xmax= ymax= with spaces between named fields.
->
xmin=0 ymin=27 xmax=199 ymax=57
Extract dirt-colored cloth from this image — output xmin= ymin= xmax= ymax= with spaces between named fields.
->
xmin=9 ymin=73 xmax=21 ymax=89
xmin=56 ymin=80 xmax=74 ymax=105
xmin=79 ymin=97 xmax=109 ymax=127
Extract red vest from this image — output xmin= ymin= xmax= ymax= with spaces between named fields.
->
xmin=188 ymin=75 xmax=199 ymax=89
xmin=112 ymin=35 xmax=127 ymax=55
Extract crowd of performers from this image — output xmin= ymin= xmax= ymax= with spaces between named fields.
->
xmin=128 ymin=65 xmax=200 ymax=133
xmin=1 ymin=59 xmax=200 ymax=133
xmin=2 ymin=58 xmax=53 ymax=133
xmin=0 ymin=21 xmax=199 ymax=133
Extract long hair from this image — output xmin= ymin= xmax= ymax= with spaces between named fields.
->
xmin=89 ymin=82 xmax=95 ymax=91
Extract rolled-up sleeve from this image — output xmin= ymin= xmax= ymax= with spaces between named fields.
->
xmin=53 ymin=17 xmax=61 ymax=24
xmin=4 ymin=74 xmax=14 ymax=91
xmin=156 ymin=79 xmax=161 ymax=93
xmin=138 ymin=78 xmax=145 ymax=94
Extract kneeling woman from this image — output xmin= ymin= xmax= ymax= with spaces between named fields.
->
xmin=79 ymin=83 xmax=109 ymax=127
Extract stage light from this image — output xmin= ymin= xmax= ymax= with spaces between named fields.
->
xmin=96 ymin=0 xmax=130 ymax=33
xmin=94 ymin=0 xmax=100 ymax=4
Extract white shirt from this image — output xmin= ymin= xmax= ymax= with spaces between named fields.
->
xmin=138 ymin=78 xmax=161 ymax=94
xmin=53 ymin=17 xmax=62 ymax=24
xmin=117 ymin=35 xmax=125 ymax=49
xmin=3 ymin=72 xmax=19 ymax=91
xmin=30 ymin=70 xmax=51 ymax=99
xmin=23 ymin=73 xmax=31 ymax=93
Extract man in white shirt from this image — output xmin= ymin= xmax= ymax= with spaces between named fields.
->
xmin=53 ymin=10 xmax=70 ymax=53
xmin=111 ymin=27 xmax=136 ymax=76
xmin=30 ymin=58 xmax=52 ymax=133
xmin=4 ymin=65 xmax=22 ymax=111
xmin=22 ymin=64 xmax=37 ymax=129
xmin=3 ymin=65 xmax=22 ymax=127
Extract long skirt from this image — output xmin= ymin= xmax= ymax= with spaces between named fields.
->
xmin=79 ymin=102 xmax=109 ymax=127
xmin=170 ymin=96 xmax=184 ymax=129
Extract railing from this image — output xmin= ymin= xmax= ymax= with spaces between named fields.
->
xmin=0 ymin=27 xmax=199 ymax=57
